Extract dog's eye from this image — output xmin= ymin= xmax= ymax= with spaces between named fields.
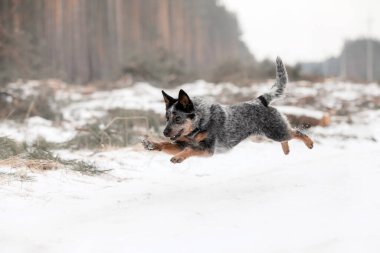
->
xmin=175 ymin=116 xmax=181 ymax=123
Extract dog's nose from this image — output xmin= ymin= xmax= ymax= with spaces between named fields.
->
xmin=163 ymin=128 xmax=170 ymax=137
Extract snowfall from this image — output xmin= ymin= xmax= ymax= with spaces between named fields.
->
xmin=1 ymin=80 xmax=380 ymax=253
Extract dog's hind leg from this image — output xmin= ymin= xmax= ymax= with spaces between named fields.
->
xmin=291 ymin=129 xmax=313 ymax=149
xmin=281 ymin=141 xmax=290 ymax=155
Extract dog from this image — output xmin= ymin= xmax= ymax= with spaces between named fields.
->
xmin=142 ymin=57 xmax=313 ymax=163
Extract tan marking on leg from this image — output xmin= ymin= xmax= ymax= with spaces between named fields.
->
xmin=156 ymin=142 xmax=184 ymax=155
xmin=177 ymin=131 xmax=208 ymax=144
xmin=142 ymin=139 xmax=184 ymax=155
xmin=291 ymin=130 xmax=314 ymax=149
xmin=281 ymin=141 xmax=290 ymax=155
xmin=170 ymin=148 xmax=212 ymax=163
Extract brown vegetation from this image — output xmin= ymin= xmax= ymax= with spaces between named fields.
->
xmin=67 ymin=109 xmax=163 ymax=150
xmin=0 ymin=82 xmax=58 ymax=121
xmin=286 ymin=113 xmax=331 ymax=129
xmin=211 ymin=59 xmax=303 ymax=85
xmin=0 ymin=137 xmax=105 ymax=175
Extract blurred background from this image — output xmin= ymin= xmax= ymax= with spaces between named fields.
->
xmin=0 ymin=0 xmax=379 ymax=149
xmin=0 ymin=0 xmax=378 ymax=146
xmin=1 ymin=0 xmax=378 ymax=86
xmin=1 ymin=2 xmax=380 ymax=251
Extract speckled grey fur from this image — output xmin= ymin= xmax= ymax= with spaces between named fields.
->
xmin=261 ymin=57 xmax=288 ymax=104
xmin=147 ymin=57 xmax=296 ymax=159
xmin=187 ymin=57 xmax=291 ymax=153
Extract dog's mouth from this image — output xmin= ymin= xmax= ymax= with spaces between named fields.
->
xmin=170 ymin=129 xmax=184 ymax=140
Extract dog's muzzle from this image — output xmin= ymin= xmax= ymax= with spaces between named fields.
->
xmin=169 ymin=129 xmax=184 ymax=141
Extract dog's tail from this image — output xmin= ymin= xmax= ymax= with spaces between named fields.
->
xmin=258 ymin=57 xmax=288 ymax=106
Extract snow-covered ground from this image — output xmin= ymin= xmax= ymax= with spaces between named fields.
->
xmin=1 ymin=139 xmax=379 ymax=253
xmin=1 ymin=80 xmax=380 ymax=252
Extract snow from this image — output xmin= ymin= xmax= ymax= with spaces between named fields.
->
xmin=60 ymin=80 xmax=380 ymax=128
xmin=277 ymin=106 xmax=326 ymax=119
xmin=0 ymin=117 xmax=76 ymax=143
xmin=7 ymin=80 xmax=42 ymax=98
xmin=312 ymin=110 xmax=380 ymax=141
xmin=1 ymin=140 xmax=380 ymax=253
xmin=1 ymin=80 xmax=380 ymax=252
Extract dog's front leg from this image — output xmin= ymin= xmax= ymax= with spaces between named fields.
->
xmin=142 ymin=139 xmax=182 ymax=155
xmin=170 ymin=147 xmax=212 ymax=164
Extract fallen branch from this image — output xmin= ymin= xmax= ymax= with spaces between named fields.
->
xmin=278 ymin=106 xmax=331 ymax=128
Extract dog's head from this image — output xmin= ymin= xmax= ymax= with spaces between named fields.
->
xmin=161 ymin=89 xmax=195 ymax=140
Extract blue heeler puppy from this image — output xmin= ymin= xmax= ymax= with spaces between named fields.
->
xmin=142 ymin=57 xmax=313 ymax=163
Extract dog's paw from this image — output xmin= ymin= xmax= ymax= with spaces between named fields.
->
xmin=141 ymin=139 xmax=158 ymax=151
xmin=170 ymin=156 xmax=185 ymax=164
xmin=306 ymin=139 xmax=314 ymax=149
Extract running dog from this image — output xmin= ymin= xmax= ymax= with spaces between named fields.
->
xmin=142 ymin=57 xmax=313 ymax=163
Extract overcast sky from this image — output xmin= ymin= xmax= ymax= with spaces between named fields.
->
xmin=221 ymin=0 xmax=380 ymax=64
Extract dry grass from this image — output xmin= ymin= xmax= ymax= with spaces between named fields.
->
xmin=0 ymin=171 xmax=34 ymax=183
xmin=0 ymin=151 xmax=104 ymax=175
xmin=0 ymin=137 xmax=106 ymax=175
xmin=0 ymin=83 xmax=59 ymax=121
xmin=0 ymin=136 xmax=22 ymax=159
xmin=0 ymin=156 xmax=61 ymax=171
xmin=66 ymin=108 xmax=163 ymax=150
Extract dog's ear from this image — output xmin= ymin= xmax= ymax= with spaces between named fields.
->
xmin=162 ymin=90 xmax=176 ymax=109
xmin=177 ymin=89 xmax=194 ymax=112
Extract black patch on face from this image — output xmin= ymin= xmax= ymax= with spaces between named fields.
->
xmin=172 ymin=113 xmax=184 ymax=124
xmin=163 ymin=90 xmax=196 ymax=140
xmin=176 ymin=89 xmax=194 ymax=113
xmin=166 ymin=108 xmax=190 ymax=124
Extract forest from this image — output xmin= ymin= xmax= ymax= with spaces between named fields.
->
xmin=0 ymin=0 xmax=252 ymax=84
